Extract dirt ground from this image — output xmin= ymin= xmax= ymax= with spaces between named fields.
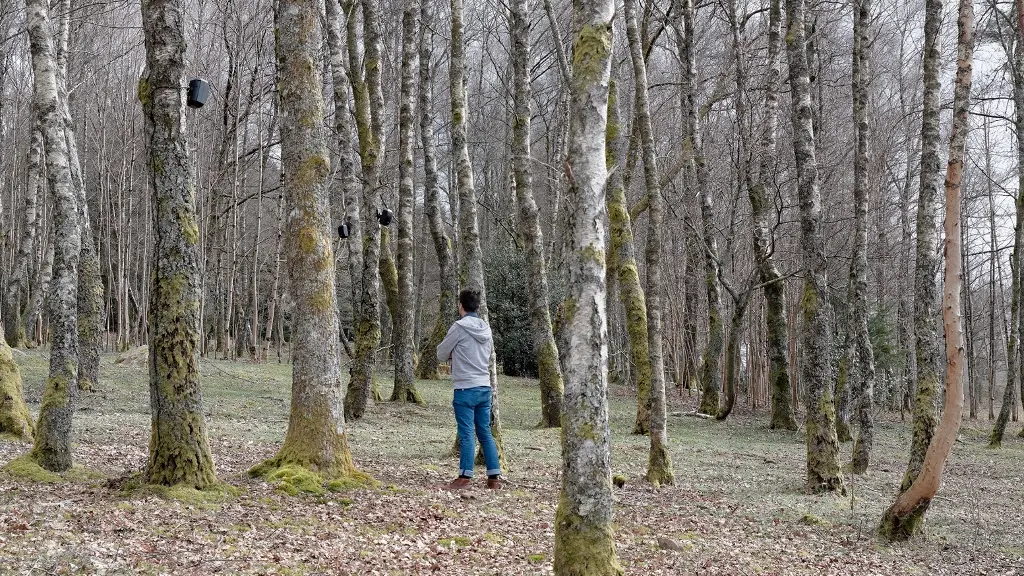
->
xmin=1 ymin=350 xmax=1022 ymax=575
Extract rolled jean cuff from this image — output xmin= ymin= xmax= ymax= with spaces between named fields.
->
xmin=486 ymin=468 xmax=501 ymax=476
xmin=460 ymin=469 xmax=474 ymax=478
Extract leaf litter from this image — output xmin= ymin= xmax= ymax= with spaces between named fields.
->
xmin=1 ymin=352 xmax=1022 ymax=575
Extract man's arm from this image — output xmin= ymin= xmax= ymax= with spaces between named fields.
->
xmin=436 ymin=324 xmax=461 ymax=362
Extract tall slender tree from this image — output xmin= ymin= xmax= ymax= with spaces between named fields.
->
xmin=905 ymin=0 xmax=944 ymax=477
xmin=624 ymin=0 xmax=672 ymax=486
xmin=552 ymin=0 xmax=621 ymax=573
xmin=138 ymin=0 xmax=217 ymax=487
xmin=880 ymin=0 xmax=972 ymax=539
xmin=415 ymin=0 xmax=458 ymax=382
xmin=392 ymin=0 xmax=423 ymax=404
xmin=251 ymin=0 xmax=366 ymax=487
xmin=345 ymin=0 xmax=386 ymax=420
xmin=510 ymin=0 xmax=563 ymax=428
xmin=26 ymin=0 xmax=81 ymax=473
xmin=678 ymin=0 xmax=723 ymax=418
xmin=784 ymin=0 xmax=844 ymax=493
xmin=849 ymin=0 xmax=876 ymax=474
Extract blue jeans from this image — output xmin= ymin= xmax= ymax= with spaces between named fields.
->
xmin=453 ymin=387 xmax=501 ymax=477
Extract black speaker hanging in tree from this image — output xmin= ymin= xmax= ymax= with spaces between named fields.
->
xmin=338 ymin=221 xmax=351 ymax=239
xmin=376 ymin=207 xmax=394 ymax=226
xmin=187 ymin=79 xmax=210 ymax=109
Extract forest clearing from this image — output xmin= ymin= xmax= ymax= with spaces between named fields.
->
xmin=1 ymin=351 xmax=1021 ymax=575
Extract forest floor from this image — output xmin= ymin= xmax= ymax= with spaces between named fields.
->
xmin=1 ymin=350 xmax=1023 ymax=575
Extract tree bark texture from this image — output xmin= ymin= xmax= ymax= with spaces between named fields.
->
xmin=678 ymin=0 xmax=722 ymax=417
xmin=252 ymin=0 xmax=363 ymax=483
xmin=415 ymin=0 xmax=458 ymax=381
xmin=510 ymin=0 xmax=564 ymax=428
xmin=904 ymin=0 xmax=943 ymax=483
xmin=345 ymin=0 xmax=385 ymax=421
xmin=749 ymin=0 xmax=797 ymax=431
xmin=605 ymin=79 xmax=654 ymax=447
xmin=4 ymin=124 xmax=42 ymax=349
xmin=552 ymin=1 xmax=622 ymax=573
xmin=849 ymin=0 xmax=876 ymax=474
xmin=784 ymin=0 xmax=844 ymax=494
xmin=137 ymin=0 xmax=217 ymax=487
xmin=392 ymin=0 xmax=423 ymax=404
xmin=325 ymin=0 xmax=363 ymax=355
xmin=26 ymin=0 xmax=82 ymax=473
xmin=624 ymin=0 xmax=673 ymax=486
xmin=880 ymin=0 xmax=971 ymax=539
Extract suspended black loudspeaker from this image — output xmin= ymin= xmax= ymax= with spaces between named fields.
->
xmin=338 ymin=222 xmax=350 ymax=239
xmin=187 ymin=79 xmax=210 ymax=108
xmin=377 ymin=207 xmax=394 ymax=226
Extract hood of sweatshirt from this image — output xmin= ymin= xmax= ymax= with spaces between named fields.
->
xmin=456 ymin=315 xmax=492 ymax=343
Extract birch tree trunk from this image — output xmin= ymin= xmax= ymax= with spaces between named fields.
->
xmin=904 ymin=0 xmax=944 ymax=478
xmin=677 ymin=0 xmax=723 ymax=417
xmin=53 ymin=0 xmax=104 ymax=393
xmin=26 ymin=0 xmax=81 ymax=473
xmin=138 ymin=0 xmax=216 ymax=488
xmin=251 ymin=0 xmax=367 ymax=488
xmin=415 ymin=0 xmax=458 ymax=381
xmin=849 ymin=0 xmax=876 ymax=474
xmin=3 ymin=124 xmax=42 ymax=349
xmin=391 ymin=0 xmax=423 ymax=404
xmin=880 ymin=0 xmax=972 ymax=539
xmin=510 ymin=0 xmax=563 ymax=428
xmin=783 ymin=0 xmax=844 ymax=494
xmin=750 ymin=0 xmax=797 ymax=431
xmin=450 ymin=0 xmax=505 ymax=462
xmin=606 ymin=79 xmax=655 ymax=452
xmin=345 ymin=0 xmax=385 ymax=420
xmin=325 ymin=0 xmax=363 ymax=357
xmin=552 ymin=0 xmax=621 ymax=572
xmin=624 ymin=0 xmax=672 ymax=486
xmin=992 ymin=7 xmax=1024 ymax=445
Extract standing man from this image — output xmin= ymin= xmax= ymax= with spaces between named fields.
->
xmin=437 ymin=289 xmax=503 ymax=489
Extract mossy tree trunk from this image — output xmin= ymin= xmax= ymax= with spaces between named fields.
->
xmin=138 ymin=0 xmax=217 ymax=488
xmin=624 ymin=0 xmax=673 ymax=487
xmin=391 ymin=0 xmax=423 ymax=405
xmin=510 ymin=0 xmax=563 ymax=428
xmin=415 ymin=0 xmax=457 ymax=381
xmin=606 ymin=81 xmax=654 ymax=442
xmin=880 ymin=0 xmax=972 ymax=539
xmin=4 ymin=123 xmax=42 ymax=350
xmin=450 ymin=0 xmax=505 ymax=465
xmin=849 ymin=0 xmax=876 ymax=474
xmin=345 ymin=0 xmax=385 ymax=421
xmin=252 ymin=0 xmax=364 ymax=486
xmin=783 ymin=0 xmax=844 ymax=494
xmin=0 ymin=336 xmax=33 ymax=442
xmin=903 ymin=0 xmax=943 ymax=484
xmin=26 ymin=0 xmax=81 ymax=474
xmin=552 ymin=2 xmax=622 ymax=574
xmin=325 ymin=0 xmax=363 ymax=357
xmin=746 ymin=0 xmax=797 ymax=431
xmin=53 ymin=0 xmax=104 ymax=393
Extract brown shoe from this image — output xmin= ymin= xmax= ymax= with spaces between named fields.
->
xmin=486 ymin=477 xmax=507 ymax=490
xmin=447 ymin=477 xmax=473 ymax=490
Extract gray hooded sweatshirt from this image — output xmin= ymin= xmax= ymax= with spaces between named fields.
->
xmin=436 ymin=314 xmax=493 ymax=389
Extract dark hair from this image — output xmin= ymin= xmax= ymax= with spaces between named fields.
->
xmin=459 ymin=288 xmax=481 ymax=313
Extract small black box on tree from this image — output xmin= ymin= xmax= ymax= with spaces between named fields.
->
xmin=187 ymin=79 xmax=210 ymax=108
